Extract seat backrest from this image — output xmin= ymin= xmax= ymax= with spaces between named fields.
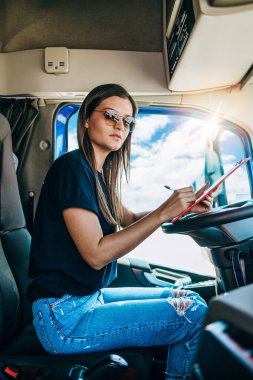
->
xmin=0 ymin=113 xmax=32 ymax=347
xmin=0 ymin=238 xmax=21 ymax=348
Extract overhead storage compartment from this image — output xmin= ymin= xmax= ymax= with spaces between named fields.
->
xmin=163 ymin=0 xmax=253 ymax=92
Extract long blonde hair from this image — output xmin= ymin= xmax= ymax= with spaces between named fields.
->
xmin=77 ymin=84 xmax=137 ymax=226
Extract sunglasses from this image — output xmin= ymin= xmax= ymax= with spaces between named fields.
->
xmin=94 ymin=109 xmax=136 ymax=133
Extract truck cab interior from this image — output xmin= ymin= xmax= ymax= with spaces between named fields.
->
xmin=0 ymin=0 xmax=253 ymax=379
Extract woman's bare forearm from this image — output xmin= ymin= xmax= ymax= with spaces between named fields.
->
xmin=132 ymin=211 xmax=151 ymax=222
xmin=96 ymin=209 xmax=162 ymax=269
xmin=120 ymin=205 xmax=150 ymax=227
xmin=64 ymin=186 xmax=212 ymax=270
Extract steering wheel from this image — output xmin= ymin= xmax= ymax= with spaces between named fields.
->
xmin=162 ymin=200 xmax=253 ymax=234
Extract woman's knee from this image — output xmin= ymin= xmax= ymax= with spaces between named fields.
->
xmin=167 ymin=295 xmax=207 ymax=326
xmin=170 ymin=288 xmax=207 ymax=306
xmin=187 ymin=298 xmax=207 ymax=327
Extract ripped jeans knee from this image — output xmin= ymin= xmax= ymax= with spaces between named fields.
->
xmin=168 ymin=297 xmax=194 ymax=316
xmin=167 ymin=289 xmax=207 ymax=325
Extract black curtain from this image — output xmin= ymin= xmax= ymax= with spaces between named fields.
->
xmin=0 ymin=98 xmax=39 ymax=174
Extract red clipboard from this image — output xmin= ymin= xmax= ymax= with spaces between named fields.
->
xmin=171 ymin=157 xmax=250 ymax=223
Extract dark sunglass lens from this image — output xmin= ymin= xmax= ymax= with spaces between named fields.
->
xmin=124 ymin=117 xmax=135 ymax=132
xmin=104 ymin=110 xmax=119 ymax=124
xmin=104 ymin=111 xmax=113 ymax=121
xmin=129 ymin=122 xmax=135 ymax=132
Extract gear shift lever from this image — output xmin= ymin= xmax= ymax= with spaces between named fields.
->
xmin=69 ymin=354 xmax=128 ymax=380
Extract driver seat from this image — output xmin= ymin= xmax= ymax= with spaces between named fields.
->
xmin=0 ymin=113 xmax=153 ymax=379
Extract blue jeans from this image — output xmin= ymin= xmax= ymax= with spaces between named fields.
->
xmin=32 ymin=287 xmax=207 ymax=380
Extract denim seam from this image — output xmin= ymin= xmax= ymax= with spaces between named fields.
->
xmin=165 ymin=373 xmax=190 ymax=380
xmin=37 ymin=312 xmax=58 ymax=354
xmin=50 ymin=317 xmax=191 ymax=343
xmin=48 ymin=294 xmax=73 ymax=308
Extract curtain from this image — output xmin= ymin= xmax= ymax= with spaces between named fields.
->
xmin=0 ymin=98 xmax=39 ymax=174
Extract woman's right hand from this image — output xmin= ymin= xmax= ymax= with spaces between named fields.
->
xmin=157 ymin=186 xmax=197 ymax=223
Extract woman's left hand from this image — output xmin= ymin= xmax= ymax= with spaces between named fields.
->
xmin=190 ymin=182 xmax=214 ymax=214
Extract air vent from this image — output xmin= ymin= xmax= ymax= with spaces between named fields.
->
xmin=166 ymin=0 xmax=195 ymax=78
xmin=44 ymin=47 xmax=69 ymax=74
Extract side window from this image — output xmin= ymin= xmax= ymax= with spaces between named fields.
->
xmin=54 ymin=104 xmax=79 ymax=158
xmin=68 ymin=111 xmax=79 ymax=151
xmin=55 ymin=106 xmax=252 ymax=275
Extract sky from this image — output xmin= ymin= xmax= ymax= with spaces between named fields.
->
xmin=122 ymin=112 xmax=249 ymax=210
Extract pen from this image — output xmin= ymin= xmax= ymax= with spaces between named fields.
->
xmin=164 ymin=185 xmax=175 ymax=191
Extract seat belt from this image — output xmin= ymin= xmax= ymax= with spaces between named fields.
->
xmin=27 ymin=191 xmax=35 ymax=234
xmin=0 ymin=364 xmax=40 ymax=380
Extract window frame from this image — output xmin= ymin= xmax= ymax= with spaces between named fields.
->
xmin=54 ymin=103 xmax=253 ymax=274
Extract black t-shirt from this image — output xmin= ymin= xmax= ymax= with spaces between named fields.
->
xmin=27 ymin=149 xmax=117 ymax=301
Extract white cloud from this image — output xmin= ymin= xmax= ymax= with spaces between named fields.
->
xmin=68 ymin=130 xmax=79 ymax=151
xmin=134 ymin=115 xmax=172 ymax=141
xmin=123 ymin=117 xmax=209 ymax=211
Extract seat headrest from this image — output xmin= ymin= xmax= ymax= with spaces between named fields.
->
xmin=0 ymin=113 xmax=25 ymax=231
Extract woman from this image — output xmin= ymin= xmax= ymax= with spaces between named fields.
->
xmin=28 ymin=83 xmax=213 ymax=380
